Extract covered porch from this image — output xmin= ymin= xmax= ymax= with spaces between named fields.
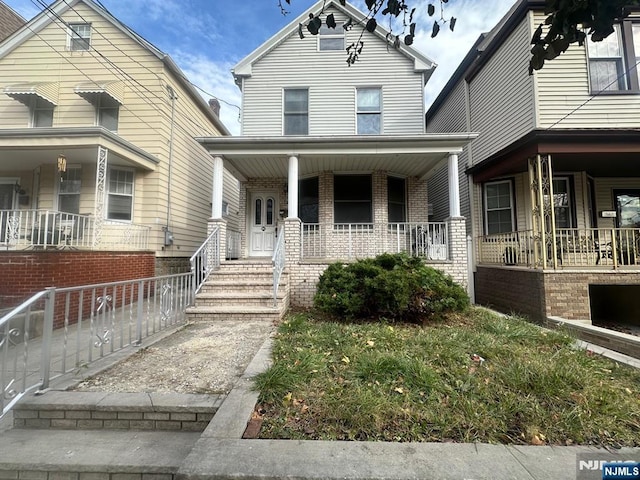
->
xmin=197 ymin=134 xmax=476 ymax=303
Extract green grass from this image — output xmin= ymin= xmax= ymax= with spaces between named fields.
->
xmin=254 ymin=308 xmax=640 ymax=446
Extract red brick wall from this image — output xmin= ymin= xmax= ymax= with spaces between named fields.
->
xmin=0 ymin=251 xmax=155 ymax=308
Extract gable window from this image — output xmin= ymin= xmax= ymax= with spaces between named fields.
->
xmin=387 ymin=176 xmax=406 ymax=223
xmin=68 ymin=23 xmax=91 ymax=51
xmin=107 ymin=168 xmax=134 ymax=221
xmin=58 ymin=166 xmax=82 ymax=214
xmin=357 ymin=88 xmax=381 ymax=135
xmin=587 ymin=22 xmax=640 ymax=92
xmin=484 ymin=180 xmax=514 ymax=235
xmin=319 ymin=22 xmax=344 ymax=51
xmin=284 ymin=89 xmax=308 ymax=135
xmin=334 ymin=174 xmax=372 ymax=224
xmin=299 ymin=176 xmax=319 ymax=224
xmin=97 ymin=95 xmax=119 ymax=131
xmin=32 ymin=97 xmax=54 ymax=127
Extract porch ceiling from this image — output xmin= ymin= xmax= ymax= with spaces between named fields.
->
xmin=0 ymin=127 xmax=158 ymax=171
xmin=196 ymin=134 xmax=478 ymax=180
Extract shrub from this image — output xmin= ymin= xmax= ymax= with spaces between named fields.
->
xmin=314 ymin=253 xmax=469 ymax=323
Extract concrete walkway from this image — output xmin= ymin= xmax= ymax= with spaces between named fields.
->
xmin=1 ymin=322 xmax=639 ymax=480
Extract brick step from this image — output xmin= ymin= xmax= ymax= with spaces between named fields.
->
xmin=12 ymin=391 xmax=222 ymax=432
xmin=185 ymin=305 xmax=284 ymax=322
xmin=0 ymin=428 xmax=198 ymax=479
xmin=194 ymin=292 xmax=285 ymax=308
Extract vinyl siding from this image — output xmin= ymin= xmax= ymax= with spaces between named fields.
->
xmin=534 ymin=12 xmax=640 ymax=129
xmin=468 ymin=15 xmax=535 ymax=164
xmin=241 ymin=5 xmax=425 ymax=136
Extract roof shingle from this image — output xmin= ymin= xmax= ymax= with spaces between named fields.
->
xmin=0 ymin=1 xmax=26 ymax=43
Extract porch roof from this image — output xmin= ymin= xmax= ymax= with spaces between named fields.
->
xmin=0 ymin=127 xmax=159 ymax=171
xmin=196 ymin=134 xmax=478 ymax=180
xmin=468 ymin=128 xmax=640 ymax=182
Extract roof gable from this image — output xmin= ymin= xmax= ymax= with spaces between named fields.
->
xmin=233 ymin=0 xmax=436 ymax=85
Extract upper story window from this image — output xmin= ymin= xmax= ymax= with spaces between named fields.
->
xmin=68 ymin=23 xmax=91 ymax=51
xmin=319 ymin=22 xmax=344 ymax=51
xmin=97 ymin=95 xmax=119 ymax=131
xmin=284 ymin=88 xmax=308 ymax=135
xmin=484 ymin=180 xmax=514 ymax=235
xmin=357 ymin=88 xmax=381 ymax=135
xmin=107 ymin=168 xmax=134 ymax=221
xmin=32 ymin=97 xmax=54 ymax=127
xmin=587 ymin=22 xmax=640 ymax=92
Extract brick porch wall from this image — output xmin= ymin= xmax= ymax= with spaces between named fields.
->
xmin=0 ymin=251 xmax=155 ymax=309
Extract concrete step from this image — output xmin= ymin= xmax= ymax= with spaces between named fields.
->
xmin=0 ymin=428 xmax=199 ymax=478
xmin=185 ymin=305 xmax=284 ymax=322
xmin=194 ymin=292 xmax=285 ymax=308
xmin=12 ymin=391 xmax=223 ymax=432
xmin=199 ymin=280 xmax=282 ymax=294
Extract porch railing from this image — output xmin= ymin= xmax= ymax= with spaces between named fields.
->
xmin=0 ymin=209 xmax=150 ymax=251
xmin=272 ymin=232 xmax=286 ymax=307
xmin=190 ymin=226 xmax=220 ymax=294
xmin=301 ymin=222 xmax=449 ymax=260
xmin=477 ymin=228 xmax=640 ymax=268
xmin=1 ymin=272 xmax=194 ymax=419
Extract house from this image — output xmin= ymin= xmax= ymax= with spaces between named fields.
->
xmin=0 ymin=0 xmax=239 ymax=308
xmin=0 ymin=1 xmax=24 ymax=42
xmin=195 ymin=0 xmax=476 ymax=309
xmin=426 ymin=0 xmax=640 ymax=324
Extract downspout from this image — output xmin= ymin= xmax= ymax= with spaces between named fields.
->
xmin=165 ymin=85 xmax=177 ymax=246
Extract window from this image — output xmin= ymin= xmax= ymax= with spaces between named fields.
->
xmin=614 ymin=190 xmax=640 ymax=228
xmin=551 ymin=177 xmax=574 ymax=229
xmin=32 ymin=97 xmax=53 ymax=127
xmin=319 ymin=22 xmax=344 ymax=51
xmin=357 ymin=88 xmax=381 ymax=135
xmin=97 ymin=95 xmax=119 ymax=131
xmin=107 ymin=168 xmax=134 ymax=221
xmin=387 ymin=176 xmax=406 ymax=223
xmin=58 ymin=166 xmax=82 ymax=214
xmin=284 ymin=89 xmax=308 ymax=135
xmin=587 ymin=22 xmax=640 ymax=92
xmin=68 ymin=23 xmax=91 ymax=51
xmin=334 ymin=174 xmax=372 ymax=224
xmin=484 ymin=180 xmax=514 ymax=234
xmin=299 ymin=176 xmax=319 ymax=224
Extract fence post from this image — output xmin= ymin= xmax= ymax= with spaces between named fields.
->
xmin=39 ymin=287 xmax=56 ymax=391
xmin=135 ymin=280 xmax=144 ymax=345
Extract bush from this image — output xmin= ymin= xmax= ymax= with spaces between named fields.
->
xmin=314 ymin=253 xmax=469 ymax=323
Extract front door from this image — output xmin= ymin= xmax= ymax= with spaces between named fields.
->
xmin=249 ymin=192 xmax=277 ymax=256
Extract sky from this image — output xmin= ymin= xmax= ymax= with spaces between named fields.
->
xmin=4 ymin=0 xmax=518 ymax=135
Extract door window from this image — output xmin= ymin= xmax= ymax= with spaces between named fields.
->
xmin=615 ymin=190 xmax=640 ymax=228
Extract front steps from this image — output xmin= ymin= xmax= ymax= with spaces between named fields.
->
xmin=186 ymin=260 xmax=289 ymax=323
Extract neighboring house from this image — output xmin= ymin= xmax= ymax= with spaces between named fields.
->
xmin=0 ymin=0 xmax=239 ymax=307
xmin=196 ymin=0 xmax=476 ymax=308
xmin=426 ymin=0 xmax=640 ymax=323
xmin=0 ymin=1 xmax=24 ymax=42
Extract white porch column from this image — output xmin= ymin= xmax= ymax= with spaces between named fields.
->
xmin=448 ymin=153 xmax=461 ymax=218
xmin=211 ymin=155 xmax=224 ymax=219
xmin=288 ymin=155 xmax=299 ymax=218
xmin=93 ymin=146 xmax=108 ymax=248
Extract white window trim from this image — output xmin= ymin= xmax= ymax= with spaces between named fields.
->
xmin=483 ymin=179 xmax=515 ymax=235
xmin=552 ymin=176 xmax=574 ymax=229
xmin=67 ymin=23 xmax=91 ymax=51
xmin=96 ymin=95 xmax=119 ymax=132
xmin=106 ymin=167 xmax=134 ymax=222
xmin=30 ymin=97 xmax=54 ymax=128
xmin=55 ymin=164 xmax=82 ymax=213
xmin=355 ymin=87 xmax=383 ymax=135
xmin=318 ymin=22 xmax=345 ymax=52
xmin=282 ymin=87 xmax=309 ymax=136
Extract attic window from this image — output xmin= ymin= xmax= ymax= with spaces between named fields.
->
xmin=319 ymin=22 xmax=344 ymax=51
xmin=68 ymin=23 xmax=91 ymax=51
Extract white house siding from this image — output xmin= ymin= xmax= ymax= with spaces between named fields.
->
xmin=240 ymin=5 xmax=425 ymax=137
xmin=534 ymin=12 xmax=640 ymax=129
xmin=468 ymin=15 xmax=535 ymax=164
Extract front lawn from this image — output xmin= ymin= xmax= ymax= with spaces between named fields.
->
xmin=254 ymin=308 xmax=640 ymax=446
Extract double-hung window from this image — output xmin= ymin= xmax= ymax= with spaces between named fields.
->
xmin=58 ymin=166 xmax=82 ymax=214
xmin=299 ymin=176 xmax=319 ymax=224
xmin=551 ymin=177 xmax=573 ymax=229
xmin=334 ymin=174 xmax=372 ymax=224
xmin=97 ymin=94 xmax=119 ymax=131
xmin=356 ymin=88 xmax=381 ymax=134
xmin=319 ymin=22 xmax=344 ymax=51
xmin=32 ymin=97 xmax=53 ymax=127
xmin=484 ymin=180 xmax=514 ymax=235
xmin=284 ymin=88 xmax=308 ymax=135
xmin=387 ymin=176 xmax=406 ymax=223
xmin=587 ymin=22 xmax=640 ymax=92
xmin=68 ymin=23 xmax=91 ymax=51
xmin=107 ymin=168 xmax=134 ymax=221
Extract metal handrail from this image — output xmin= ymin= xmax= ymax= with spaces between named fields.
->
xmin=1 ymin=272 xmax=194 ymax=419
xmin=272 ymin=231 xmax=286 ymax=307
xmin=190 ymin=226 xmax=220 ymax=295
